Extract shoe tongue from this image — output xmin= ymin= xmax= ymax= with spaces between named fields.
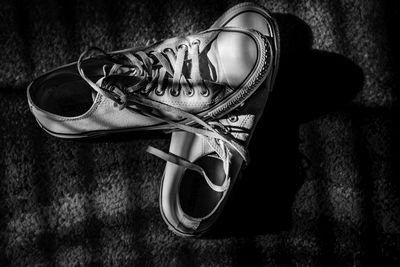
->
xmin=206 ymin=40 xmax=224 ymax=83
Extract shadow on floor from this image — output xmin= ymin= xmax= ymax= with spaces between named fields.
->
xmin=208 ymin=13 xmax=364 ymax=238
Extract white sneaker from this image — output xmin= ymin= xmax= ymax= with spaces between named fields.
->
xmin=148 ymin=2 xmax=280 ymax=236
xmin=27 ymin=17 xmax=270 ymax=139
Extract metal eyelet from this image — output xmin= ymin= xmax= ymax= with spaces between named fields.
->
xmin=200 ymin=89 xmax=209 ymax=97
xmin=185 ymin=88 xmax=194 ymax=97
xmin=192 ymin=39 xmax=200 ymax=46
xmin=155 ymin=89 xmax=165 ymax=96
xmin=163 ymin=47 xmax=173 ymax=53
xmin=177 ymin=44 xmax=188 ymax=51
xmin=228 ymin=115 xmax=238 ymax=123
xmin=170 ymin=89 xmax=180 ymax=97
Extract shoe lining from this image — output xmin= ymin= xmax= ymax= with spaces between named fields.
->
xmin=33 ymin=73 xmax=98 ymax=117
xmin=179 ymin=153 xmax=225 ymax=218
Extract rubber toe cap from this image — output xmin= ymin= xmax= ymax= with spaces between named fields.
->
xmin=216 ymin=31 xmax=258 ymax=88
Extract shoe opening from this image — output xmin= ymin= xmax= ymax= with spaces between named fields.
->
xmin=30 ymin=57 xmax=115 ymax=117
xmin=179 ymin=153 xmax=225 ymax=219
xmin=31 ymin=71 xmax=98 ymax=117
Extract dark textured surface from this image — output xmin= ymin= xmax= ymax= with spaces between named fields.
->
xmin=1 ymin=0 xmax=399 ymax=266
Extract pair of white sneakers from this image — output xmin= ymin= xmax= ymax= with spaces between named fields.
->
xmin=27 ymin=2 xmax=280 ymax=237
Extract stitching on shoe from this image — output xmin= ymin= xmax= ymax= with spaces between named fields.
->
xmin=208 ymin=32 xmax=271 ymax=118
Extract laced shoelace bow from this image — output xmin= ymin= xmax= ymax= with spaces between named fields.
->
xmin=77 ymin=43 xmax=249 ymax=193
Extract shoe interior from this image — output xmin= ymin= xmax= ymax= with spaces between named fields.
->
xmin=32 ymin=73 xmax=97 ymax=117
xmin=30 ymin=58 xmax=114 ymax=117
xmin=179 ymin=153 xmax=225 ymax=218
xmin=32 ymin=72 xmax=99 ymax=117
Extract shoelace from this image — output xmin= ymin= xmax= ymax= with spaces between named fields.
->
xmin=77 ymin=44 xmax=249 ymax=193
xmin=78 ymin=42 xmax=208 ymax=108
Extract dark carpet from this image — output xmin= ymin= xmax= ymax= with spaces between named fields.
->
xmin=1 ymin=0 xmax=399 ymax=266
